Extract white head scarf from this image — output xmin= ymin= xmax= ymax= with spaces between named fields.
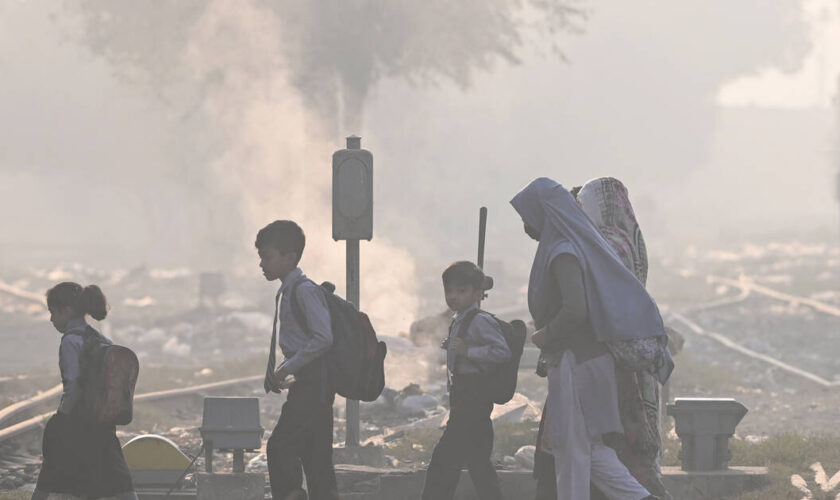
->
xmin=510 ymin=177 xmax=666 ymax=346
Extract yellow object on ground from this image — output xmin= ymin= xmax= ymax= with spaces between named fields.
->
xmin=122 ymin=434 xmax=191 ymax=470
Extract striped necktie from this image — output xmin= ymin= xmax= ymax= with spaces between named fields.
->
xmin=264 ymin=289 xmax=282 ymax=393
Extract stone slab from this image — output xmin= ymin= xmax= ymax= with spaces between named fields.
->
xmin=196 ymin=472 xmax=264 ymax=500
xmin=142 ymin=465 xmax=771 ymax=499
xmin=333 ymin=445 xmax=386 ymax=467
xmin=662 ymin=466 xmax=770 ymax=499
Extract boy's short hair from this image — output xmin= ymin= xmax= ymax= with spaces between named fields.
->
xmin=255 ymin=220 xmax=306 ymax=264
xmin=569 ymin=185 xmax=583 ymax=199
xmin=442 ymin=261 xmax=485 ymax=290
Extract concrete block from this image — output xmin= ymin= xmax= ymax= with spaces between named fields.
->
xmin=196 ymin=472 xmax=264 ymax=500
xmin=333 ymin=445 xmax=386 ymax=467
xmin=336 ymin=464 xmax=383 ymax=493
xmin=136 ymin=489 xmax=197 ymax=499
xmin=376 ymin=469 xmax=426 ymax=500
xmin=454 ymin=470 xmax=536 ymax=499
xmin=166 ymin=466 xmax=770 ymax=500
xmin=662 ymin=466 xmax=770 ymax=499
xmin=338 ymin=467 xmax=538 ymax=500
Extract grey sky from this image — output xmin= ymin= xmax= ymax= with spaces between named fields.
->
xmin=0 ymin=0 xmax=836 ymax=275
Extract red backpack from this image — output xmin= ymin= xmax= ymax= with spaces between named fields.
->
xmin=75 ymin=327 xmax=140 ymax=425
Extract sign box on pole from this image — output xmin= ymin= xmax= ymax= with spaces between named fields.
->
xmin=332 ymin=135 xmax=373 ymax=241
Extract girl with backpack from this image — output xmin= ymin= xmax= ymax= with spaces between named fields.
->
xmin=32 ymin=282 xmax=137 ymax=500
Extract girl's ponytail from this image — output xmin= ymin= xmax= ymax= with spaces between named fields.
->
xmin=81 ymin=285 xmax=108 ymax=321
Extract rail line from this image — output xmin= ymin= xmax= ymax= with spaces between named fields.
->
xmin=2 ymin=274 xmax=836 ymax=448
xmin=679 ymin=286 xmax=751 ymax=313
xmin=669 ymin=311 xmax=840 ymax=388
xmin=0 ymin=375 xmax=263 ymax=445
xmin=0 ymin=280 xmax=46 ymax=307
xmin=670 ymin=275 xmax=840 ymax=388
xmin=0 ymin=384 xmax=61 ymax=429
xmin=708 ymin=275 xmax=840 ymax=318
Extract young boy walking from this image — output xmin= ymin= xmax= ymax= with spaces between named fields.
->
xmin=422 ymin=261 xmax=511 ymax=500
xmin=256 ymin=220 xmax=338 ymax=500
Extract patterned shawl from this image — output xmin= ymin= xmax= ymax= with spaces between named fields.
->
xmin=578 ymin=177 xmax=648 ymax=285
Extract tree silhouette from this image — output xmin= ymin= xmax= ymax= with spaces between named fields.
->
xmin=67 ymin=0 xmax=584 ymax=135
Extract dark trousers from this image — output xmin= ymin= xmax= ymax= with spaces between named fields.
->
xmin=267 ymin=361 xmax=338 ymax=500
xmin=534 ymin=403 xmax=558 ymax=500
xmin=422 ymin=374 xmax=503 ymax=500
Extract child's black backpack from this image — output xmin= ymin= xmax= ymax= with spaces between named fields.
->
xmin=290 ymin=280 xmax=387 ymax=402
xmin=456 ymin=310 xmax=526 ymax=404
xmin=73 ymin=327 xmax=139 ymax=425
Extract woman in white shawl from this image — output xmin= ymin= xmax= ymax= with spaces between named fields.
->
xmin=511 ymin=178 xmax=665 ymax=500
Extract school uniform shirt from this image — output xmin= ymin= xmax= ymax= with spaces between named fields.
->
xmin=57 ymin=317 xmax=111 ymax=415
xmin=275 ymin=267 xmax=333 ymax=375
xmin=446 ymin=303 xmax=511 ymax=379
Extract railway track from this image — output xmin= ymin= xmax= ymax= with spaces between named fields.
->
xmin=671 ymin=274 xmax=840 ymax=388
xmin=0 ymin=280 xmax=266 ymax=447
xmin=0 ymin=280 xmax=46 ymax=307
xmin=669 ymin=311 xmax=840 ymax=388
xmin=0 ymin=375 xmax=263 ymax=447
xmin=1 ymin=273 xmax=836 ymax=450
xmin=708 ymin=275 xmax=840 ymax=318
xmin=0 ymin=384 xmax=61 ymax=430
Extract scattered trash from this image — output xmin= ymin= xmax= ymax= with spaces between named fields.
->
xmin=515 ymin=445 xmax=535 ymax=470
xmin=398 ymin=394 xmax=439 ymax=416
xmin=490 ymin=393 xmax=541 ymax=423
xmin=248 ymin=453 xmax=267 ymax=469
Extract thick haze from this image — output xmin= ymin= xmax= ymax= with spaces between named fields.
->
xmin=1 ymin=0 xmax=838 ymax=329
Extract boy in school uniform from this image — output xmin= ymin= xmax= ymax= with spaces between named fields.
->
xmin=422 ymin=261 xmax=511 ymax=500
xmin=256 ymin=220 xmax=338 ymax=500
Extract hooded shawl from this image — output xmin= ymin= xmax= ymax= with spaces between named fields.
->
xmin=510 ymin=177 xmax=666 ymax=346
xmin=578 ymin=177 xmax=648 ymax=285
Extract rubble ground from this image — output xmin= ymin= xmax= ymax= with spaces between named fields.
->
xmin=380 ymin=421 xmax=538 ymax=469
xmin=0 ymin=492 xmax=28 ymax=500
xmin=1 ymin=240 xmax=837 ymax=498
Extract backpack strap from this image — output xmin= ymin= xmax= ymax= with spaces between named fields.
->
xmin=288 ymin=278 xmax=313 ymax=334
xmin=452 ymin=308 xmax=482 ymax=378
xmin=454 ymin=308 xmax=482 ymax=340
xmin=287 ymin=277 xmax=330 ymax=403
